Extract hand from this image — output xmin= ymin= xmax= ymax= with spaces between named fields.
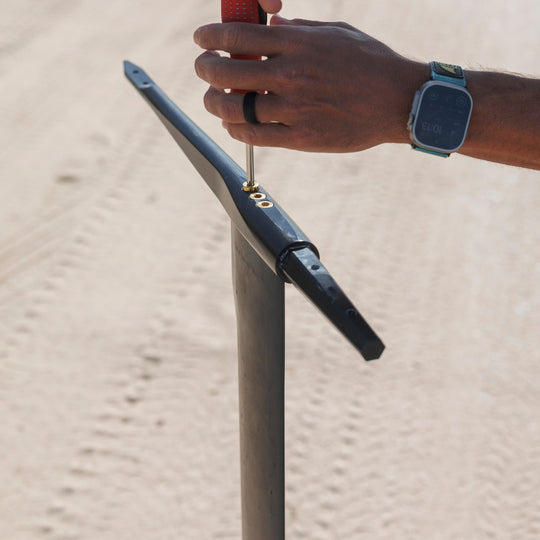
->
xmin=194 ymin=16 xmax=427 ymax=152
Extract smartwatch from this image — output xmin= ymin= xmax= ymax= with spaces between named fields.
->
xmin=407 ymin=62 xmax=473 ymax=157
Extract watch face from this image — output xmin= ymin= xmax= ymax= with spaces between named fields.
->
xmin=412 ymin=81 xmax=473 ymax=153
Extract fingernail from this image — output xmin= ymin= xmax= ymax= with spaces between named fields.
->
xmin=193 ymin=28 xmax=201 ymax=45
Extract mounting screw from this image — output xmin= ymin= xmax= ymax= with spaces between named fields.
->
xmin=242 ymin=181 xmax=260 ymax=193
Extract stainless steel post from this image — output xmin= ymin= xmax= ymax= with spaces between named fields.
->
xmin=232 ymin=225 xmax=285 ymax=540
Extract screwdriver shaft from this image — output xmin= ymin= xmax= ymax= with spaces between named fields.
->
xmin=246 ymin=143 xmax=255 ymax=187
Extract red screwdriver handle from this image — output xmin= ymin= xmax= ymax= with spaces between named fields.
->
xmin=221 ymin=1 xmax=267 ymax=92
xmin=221 ymin=0 xmax=267 ymax=26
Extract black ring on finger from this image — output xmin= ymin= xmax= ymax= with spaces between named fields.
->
xmin=242 ymin=92 xmax=260 ymax=125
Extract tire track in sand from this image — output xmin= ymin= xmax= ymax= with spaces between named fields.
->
xmin=28 ymin=136 xmax=240 ymax=538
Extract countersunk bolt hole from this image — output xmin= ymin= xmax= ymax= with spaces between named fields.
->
xmin=256 ymin=201 xmax=274 ymax=209
xmin=311 ymin=264 xmax=320 ymax=271
xmin=133 ymin=70 xmax=139 ymax=74
xmin=250 ymin=192 xmax=266 ymax=200
xmin=346 ymin=308 xmax=358 ymax=319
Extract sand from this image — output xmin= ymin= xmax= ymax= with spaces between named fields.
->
xmin=1 ymin=1 xmax=539 ymax=538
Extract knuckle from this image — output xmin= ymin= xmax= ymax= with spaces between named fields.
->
xmin=211 ymin=63 xmax=231 ymax=89
xmin=203 ymin=89 xmax=236 ymax=121
xmin=226 ymin=124 xmax=257 ymax=145
xmin=195 ymin=53 xmax=229 ymax=88
xmin=272 ymin=55 xmax=314 ymax=90
xmin=274 ymin=63 xmax=304 ymax=88
xmin=222 ymin=24 xmax=243 ymax=52
xmin=217 ymin=97 xmax=238 ymax=121
xmin=243 ymin=126 xmax=259 ymax=145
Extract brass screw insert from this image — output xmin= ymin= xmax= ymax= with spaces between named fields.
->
xmin=243 ymin=181 xmax=260 ymax=193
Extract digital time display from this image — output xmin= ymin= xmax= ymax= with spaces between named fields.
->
xmin=413 ymin=82 xmax=473 ymax=152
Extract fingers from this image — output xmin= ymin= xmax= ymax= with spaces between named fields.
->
xmin=195 ymin=51 xmax=280 ymax=93
xmin=194 ymin=22 xmax=291 ymax=57
xmin=204 ymin=86 xmax=287 ymax=125
xmin=193 ymin=18 xmax=357 ymax=56
xmin=202 ymin=87 xmax=302 ymax=150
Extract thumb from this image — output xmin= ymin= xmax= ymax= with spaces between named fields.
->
xmin=258 ymin=0 xmax=282 ymax=14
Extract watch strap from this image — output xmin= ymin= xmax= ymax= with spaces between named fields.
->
xmin=412 ymin=145 xmax=450 ymax=158
xmin=430 ymin=61 xmax=466 ymax=87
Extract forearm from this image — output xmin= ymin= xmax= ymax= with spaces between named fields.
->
xmin=458 ymin=71 xmax=540 ymax=169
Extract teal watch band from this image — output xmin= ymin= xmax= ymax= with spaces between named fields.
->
xmin=430 ymin=61 xmax=467 ymax=87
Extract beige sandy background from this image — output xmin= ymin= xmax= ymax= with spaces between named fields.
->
xmin=1 ymin=1 xmax=539 ymax=539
